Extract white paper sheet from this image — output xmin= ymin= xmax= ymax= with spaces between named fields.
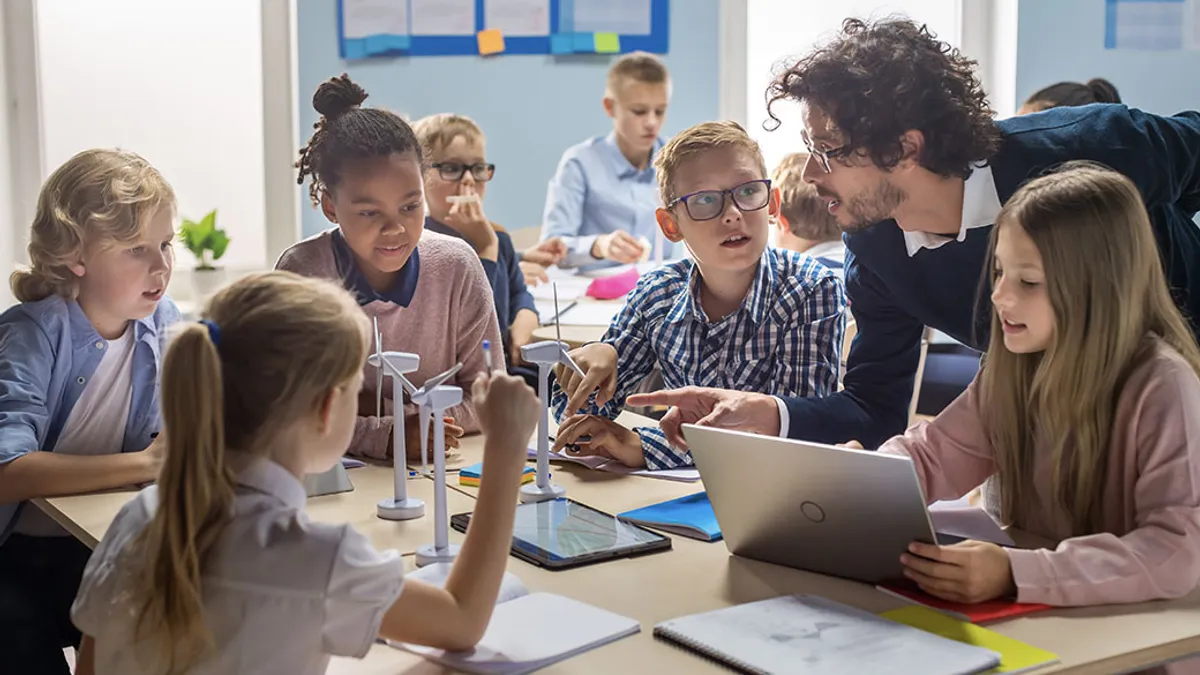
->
xmin=410 ymin=0 xmax=475 ymax=36
xmin=570 ymin=0 xmax=652 ymax=35
xmin=484 ymin=0 xmax=551 ymax=36
xmin=342 ymin=0 xmax=409 ymax=39
xmin=928 ymin=503 xmax=1014 ymax=546
xmin=553 ymin=302 xmax=623 ymax=327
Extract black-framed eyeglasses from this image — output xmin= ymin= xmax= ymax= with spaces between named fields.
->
xmin=800 ymin=130 xmax=851 ymax=174
xmin=667 ymin=179 xmax=772 ymax=221
xmin=429 ymin=162 xmax=495 ymax=182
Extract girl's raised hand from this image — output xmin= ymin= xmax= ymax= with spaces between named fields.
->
xmin=900 ymin=540 xmax=1016 ymax=604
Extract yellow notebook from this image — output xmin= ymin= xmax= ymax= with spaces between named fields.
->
xmin=881 ymin=605 xmax=1059 ymax=674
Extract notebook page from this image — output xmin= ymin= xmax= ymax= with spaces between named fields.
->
xmin=656 ymin=594 xmax=999 ymax=675
xmin=395 ymin=593 xmax=640 ymax=674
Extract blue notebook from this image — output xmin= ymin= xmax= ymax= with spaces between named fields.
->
xmin=619 ymin=492 xmax=721 ymax=542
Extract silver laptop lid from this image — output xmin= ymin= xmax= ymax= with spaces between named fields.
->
xmin=682 ymin=424 xmax=939 ymax=584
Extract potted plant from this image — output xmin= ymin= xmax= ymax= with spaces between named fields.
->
xmin=180 ymin=209 xmax=231 ymax=299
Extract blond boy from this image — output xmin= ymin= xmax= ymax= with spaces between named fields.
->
xmin=773 ymin=152 xmax=846 ymax=273
xmin=540 ymin=51 xmax=675 ymax=270
xmin=413 ymin=113 xmax=539 ymax=370
xmin=549 ymin=122 xmax=846 ymax=469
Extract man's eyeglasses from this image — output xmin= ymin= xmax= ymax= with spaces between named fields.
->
xmin=429 ymin=162 xmax=495 ymax=182
xmin=800 ymin=130 xmax=851 ymax=174
xmin=667 ymin=179 xmax=772 ymax=221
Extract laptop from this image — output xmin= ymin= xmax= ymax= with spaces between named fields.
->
xmin=682 ymin=424 xmax=964 ymax=584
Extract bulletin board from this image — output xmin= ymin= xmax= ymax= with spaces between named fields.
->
xmin=337 ymin=0 xmax=669 ymax=59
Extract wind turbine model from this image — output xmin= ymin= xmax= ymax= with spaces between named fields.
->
xmin=519 ymin=283 xmax=586 ymax=503
xmin=366 ymin=317 xmax=425 ymax=521
xmin=412 ymin=362 xmax=463 ymax=476
xmin=413 ymin=382 xmax=463 ymax=567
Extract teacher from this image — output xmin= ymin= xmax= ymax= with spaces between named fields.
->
xmin=629 ymin=17 xmax=1200 ymax=449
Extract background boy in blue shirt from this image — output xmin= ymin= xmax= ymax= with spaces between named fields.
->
xmin=540 ymin=51 xmax=675 ymax=270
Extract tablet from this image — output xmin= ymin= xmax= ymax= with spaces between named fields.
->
xmin=450 ymin=497 xmax=672 ymax=570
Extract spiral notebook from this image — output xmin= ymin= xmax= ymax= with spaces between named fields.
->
xmin=654 ymin=594 xmax=1001 ymax=675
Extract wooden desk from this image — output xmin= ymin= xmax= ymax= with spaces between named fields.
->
xmin=38 ymin=417 xmax=1200 ymax=675
xmin=333 ymin=533 xmax=1200 ymax=674
xmin=34 ymin=467 xmax=475 ymax=556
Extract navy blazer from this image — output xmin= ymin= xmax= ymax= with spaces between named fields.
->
xmin=782 ymin=104 xmax=1200 ymax=447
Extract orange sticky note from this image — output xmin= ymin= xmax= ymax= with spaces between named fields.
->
xmin=477 ymin=29 xmax=505 ymax=55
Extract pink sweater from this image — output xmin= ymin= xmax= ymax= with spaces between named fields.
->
xmin=881 ymin=337 xmax=1200 ymax=610
xmin=276 ymin=229 xmax=503 ymax=459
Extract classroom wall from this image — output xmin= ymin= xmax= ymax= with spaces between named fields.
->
xmin=295 ymin=0 xmax=720 ymax=238
xmin=1015 ymin=0 xmax=1200 ymax=116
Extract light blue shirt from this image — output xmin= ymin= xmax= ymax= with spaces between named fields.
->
xmin=541 ymin=132 xmax=676 ymax=270
xmin=0 ymin=295 xmax=179 ymax=544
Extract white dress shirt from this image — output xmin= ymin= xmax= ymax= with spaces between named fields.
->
xmin=72 ymin=454 xmax=404 ymax=675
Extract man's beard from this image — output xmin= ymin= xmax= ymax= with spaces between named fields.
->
xmin=840 ymin=179 xmax=907 ymax=233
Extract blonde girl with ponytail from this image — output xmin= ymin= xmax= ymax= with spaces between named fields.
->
xmin=0 ymin=148 xmax=177 ymax=672
xmin=878 ymin=162 xmax=1200 ymax=615
xmin=71 ymin=271 xmax=541 ymax=675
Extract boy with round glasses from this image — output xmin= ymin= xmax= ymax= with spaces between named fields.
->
xmin=413 ymin=113 xmax=538 ymax=374
xmin=547 ymin=121 xmax=846 ymax=469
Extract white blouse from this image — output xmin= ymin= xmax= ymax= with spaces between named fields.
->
xmin=72 ymin=455 xmax=404 ymax=675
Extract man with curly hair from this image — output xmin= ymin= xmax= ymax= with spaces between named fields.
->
xmin=630 ymin=17 xmax=1200 ymax=450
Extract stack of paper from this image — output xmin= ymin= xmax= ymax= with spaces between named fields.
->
xmin=458 ymin=461 xmax=536 ymax=488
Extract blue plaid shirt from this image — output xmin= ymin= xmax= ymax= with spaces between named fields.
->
xmin=551 ymin=246 xmax=845 ymax=469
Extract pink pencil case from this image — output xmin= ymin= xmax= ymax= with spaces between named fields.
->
xmin=586 ymin=267 xmax=640 ymax=300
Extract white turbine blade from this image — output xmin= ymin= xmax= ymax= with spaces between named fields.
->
xmin=423 ymin=362 xmax=463 ymax=392
xmin=559 ymin=348 xmax=586 ymax=378
xmin=419 ymin=403 xmax=431 ymax=475
xmin=398 ymin=374 xmax=418 ymax=397
xmin=374 ymin=317 xmax=383 ymax=419
xmin=553 ymin=282 xmax=562 ymax=344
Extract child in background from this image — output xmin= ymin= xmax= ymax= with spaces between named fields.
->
xmin=1018 ymin=78 xmax=1120 ymax=115
xmin=277 ymin=74 xmax=503 ymax=461
xmin=875 ymin=163 xmax=1200 ymax=613
xmin=772 ymin=152 xmax=846 ymax=274
xmin=518 ymin=237 xmax=567 ymax=287
xmin=551 ymin=122 xmax=845 ymax=469
xmin=0 ymin=149 xmax=178 ymax=673
xmin=541 ymin=51 xmax=674 ymax=270
xmin=71 ymin=272 xmax=541 ymax=675
xmin=412 ymin=113 xmax=539 ymax=371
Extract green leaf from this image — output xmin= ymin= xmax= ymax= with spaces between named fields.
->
xmin=199 ymin=209 xmax=217 ymax=233
xmin=209 ymin=230 xmax=230 ymax=260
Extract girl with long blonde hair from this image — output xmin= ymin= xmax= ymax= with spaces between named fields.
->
xmin=0 ymin=148 xmax=177 ymax=673
xmin=70 ymin=271 xmax=540 ymax=675
xmin=879 ymin=161 xmax=1200 ymax=610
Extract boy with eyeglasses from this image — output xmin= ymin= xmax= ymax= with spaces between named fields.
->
xmin=547 ymin=121 xmax=846 ymax=469
xmin=413 ymin=113 xmax=538 ymax=373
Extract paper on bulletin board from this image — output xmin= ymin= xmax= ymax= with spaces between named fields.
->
xmin=485 ymin=0 xmax=551 ymax=37
xmin=1104 ymin=0 xmax=1200 ymax=50
xmin=571 ymin=0 xmax=652 ymax=36
xmin=410 ymin=0 xmax=475 ymax=36
xmin=342 ymin=0 xmax=410 ymax=39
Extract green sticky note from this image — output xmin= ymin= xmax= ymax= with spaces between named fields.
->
xmin=594 ymin=32 xmax=620 ymax=53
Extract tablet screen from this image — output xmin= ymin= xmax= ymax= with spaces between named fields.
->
xmin=509 ymin=498 xmax=667 ymax=563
